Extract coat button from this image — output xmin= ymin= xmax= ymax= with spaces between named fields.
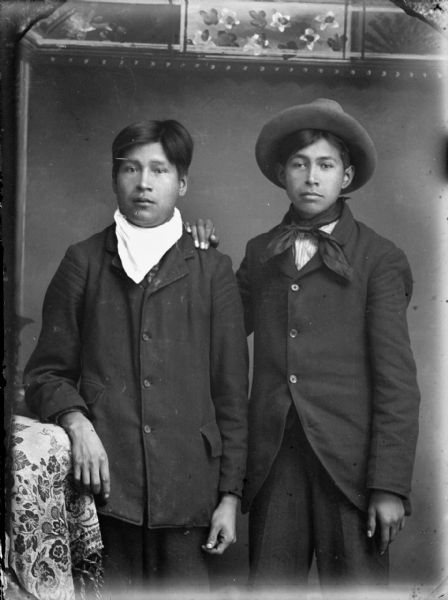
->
xmin=143 ymin=378 xmax=151 ymax=388
xmin=289 ymin=374 xmax=298 ymax=384
xmin=143 ymin=425 xmax=152 ymax=434
xmin=291 ymin=283 xmax=300 ymax=292
xmin=289 ymin=328 xmax=298 ymax=338
xmin=142 ymin=332 xmax=151 ymax=341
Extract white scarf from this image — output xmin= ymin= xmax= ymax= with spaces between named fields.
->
xmin=114 ymin=208 xmax=183 ymax=284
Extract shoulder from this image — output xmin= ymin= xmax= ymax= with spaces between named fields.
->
xmin=177 ymin=231 xmax=234 ymax=271
xmin=348 ymin=216 xmax=413 ymax=289
xmin=63 ymin=225 xmax=114 ymax=265
xmin=354 ymin=218 xmax=410 ymax=265
xmin=244 ymin=223 xmax=282 ymax=255
xmin=339 ymin=205 xmax=409 ymax=266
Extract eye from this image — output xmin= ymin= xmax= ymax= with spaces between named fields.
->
xmin=291 ymin=160 xmax=306 ymax=168
xmin=123 ymin=164 xmax=137 ymax=174
xmin=321 ymin=162 xmax=334 ymax=169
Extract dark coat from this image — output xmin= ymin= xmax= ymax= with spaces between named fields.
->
xmin=237 ymin=204 xmax=420 ymax=515
xmin=25 ymin=226 xmax=248 ymax=528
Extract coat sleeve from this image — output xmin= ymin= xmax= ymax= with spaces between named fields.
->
xmin=24 ymin=246 xmax=89 ymax=421
xmin=210 ymin=254 xmax=249 ymax=497
xmin=235 ymin=243 xmax=255 ymax=336
xmin=365 ymin=245 xmax=420 ymax=511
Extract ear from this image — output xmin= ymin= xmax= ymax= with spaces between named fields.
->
xmin=178 ymin=174 xmax=188 ymax=197
xmin=341 ymin=165 xmax=355 ymax=189
xmin=276 ymin=164 xmax=286 ymax=187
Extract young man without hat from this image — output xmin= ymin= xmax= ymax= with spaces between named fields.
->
xmin=189 ymin=98 xmax=420 ymax=589
xmin=24 ymin=120 xmax=248 ymax=593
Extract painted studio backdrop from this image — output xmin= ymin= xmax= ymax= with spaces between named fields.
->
xmin=5 ymin=0 xmax=448 ymax=596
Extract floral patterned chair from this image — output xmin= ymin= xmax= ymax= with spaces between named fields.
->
xmin=6 ymin=415 xmax=103 ymax=600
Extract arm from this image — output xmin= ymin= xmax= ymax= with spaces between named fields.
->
xmin=25 ymin=248 xmax=88 ymax=419
xmin=24 ymin=247 xmax=110 ymax=500
xmin=365 ymin=246 xmax=420 ymax=547
xmin=210 ymin=254 xmax=249 ymax=507
xmin=235 ymin=249 xmax=255 ymax=336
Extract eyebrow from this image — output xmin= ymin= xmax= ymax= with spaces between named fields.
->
xmin=115 ymin=158 xmax=168 ymax=165
xmin=290 ymin=152 xmax=338 ymax=161
xmin=289 ymin=150 xmax=337 ymax=161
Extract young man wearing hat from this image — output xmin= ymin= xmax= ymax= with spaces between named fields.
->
xmin=24 ymin=119 xmax=248 ymax=593
xmin=188 ymin=98 xmax=420 ymax=588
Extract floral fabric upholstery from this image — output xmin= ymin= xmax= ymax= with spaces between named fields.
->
xmin=8 ymin=415 xmax=103 ymax=600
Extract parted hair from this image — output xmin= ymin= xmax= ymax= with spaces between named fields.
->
xmin=112 ymin=120 xmax=193 ymax=181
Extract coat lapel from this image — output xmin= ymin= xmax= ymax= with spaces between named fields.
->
xmin=105 ymin=226 xmax=195 ymax=289
xmin=148 ymin=236 xmax=195 ymax=294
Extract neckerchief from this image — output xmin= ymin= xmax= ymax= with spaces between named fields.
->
xmin=114 ymin=208 xmax=183 ymax=284
xmin=262 ymin=199 xmax=353 ymax=281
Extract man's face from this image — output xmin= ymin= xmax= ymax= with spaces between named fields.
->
xmin=277 ymin=138 xmax=354 ymax=218
xmin=113 ymin=142 xmax=187 ymax=228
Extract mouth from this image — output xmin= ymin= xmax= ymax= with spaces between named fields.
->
xmin=301 ymin=192 xmax=322 ymax=199
xmin=134 ymin=197 xmax=155 ymax=205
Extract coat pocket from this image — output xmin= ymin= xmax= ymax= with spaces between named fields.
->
xmin=200 ymin=421 xmax=223 ymax=458
xmin=79 ymin=379 xmax=105 ymax=406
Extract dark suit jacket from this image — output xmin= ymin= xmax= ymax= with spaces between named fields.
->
xmin=25 ymin=226 xmax=248 ymax=528
xmin=237 ymin=204 xmax=420 ymax=515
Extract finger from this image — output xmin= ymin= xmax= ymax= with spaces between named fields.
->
xmin=210 ymin=227 xmax=220 ymax=248
xmin=190 ymin=224 xmax=200 ymax=248
xmin=87 ymin=454 xmax=102 ymax=496
xmin=206 ymin=537 xmax=230 ymax=555
xmin=100 ymin=456 xmax=110 ymax=500
xmin=203 ymin=219 xmax=214 ymax=249
xmin=89 ymin=466 xmax=102 ymax=496
xmin=196 ymin=219 xmax=208 ymax=250
xmin=72 ymin=454 xmax=82 ymax=484
xmin=81 ymin=462 xmax=91 ymax=488
xmin=379 ymin=523 xmax=390 ymax=555
xmin=399 ymin=517 xmax=406 ymax=532
xmin=202 ymin=521 xmax=225 ymax=553
xmin=202 ymin=525 xmax=218 ymax=552
xmin=184 ymin=221 xmax=192 ymax=232
xmin=389 ymin=523 xmax=399 ymax=544
xmin=366 ymin=507 xmax=376 ymax=539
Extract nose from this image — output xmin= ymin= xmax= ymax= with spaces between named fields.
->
xmin=306 ymin=164 xmax=319 ymax=185
xmin=137 ymin=168 xmax=153 ymax=190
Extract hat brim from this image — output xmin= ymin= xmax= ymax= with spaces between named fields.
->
xmin=255 ymin=102 xmax=377 ymax=193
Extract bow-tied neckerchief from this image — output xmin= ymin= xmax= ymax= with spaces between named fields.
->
xmin=262 ymin=199 xmax=353 ymax=281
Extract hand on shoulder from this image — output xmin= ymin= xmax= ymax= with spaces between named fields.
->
xmin=184 ymin=218 xmax=219 ymax=249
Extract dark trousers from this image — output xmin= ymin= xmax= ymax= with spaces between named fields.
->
xmin=98 ymin=514 xmax=210 ymax=594
xmin=249 ymin=407 xmax=389 ymax=590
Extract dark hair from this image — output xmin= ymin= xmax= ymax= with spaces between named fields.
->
xmin=278 ymin=129 xmax=351 ymax=169
xmin=112 ymin=120 xmax=193 ymax=181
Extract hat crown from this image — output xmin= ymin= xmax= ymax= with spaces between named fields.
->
xmin=311 ymin=98 xmax=344 ymax=113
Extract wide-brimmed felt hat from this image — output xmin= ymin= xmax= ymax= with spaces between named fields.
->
xmin=255 ymin=98 xmax=377 ymax=193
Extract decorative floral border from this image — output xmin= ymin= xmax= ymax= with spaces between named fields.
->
xmin=28 ymin=0 xmax=446 ymax=61
xmin=186 ymin=2 xmax=349 ymax=58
